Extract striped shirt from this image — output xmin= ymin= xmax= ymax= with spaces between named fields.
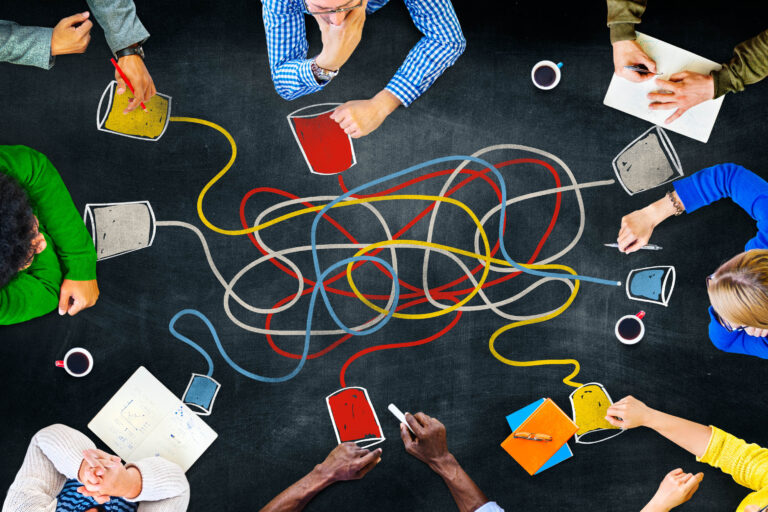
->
xmin=261 ymin=0 xmax=466 ymax=106
xmin=56 ymin=479 xmax=138 ymax=512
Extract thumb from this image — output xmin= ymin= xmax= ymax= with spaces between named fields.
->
xmin=58 ymin=288 xmax=71 ymax=315
xmin=604 ymin=415 xmax=624 ymax=428
xmin=114 ymin=72 xmax=126 ymax=95
xmin=399 ymin=424 xmax=413 ymax=447
xmin=61 ymin=11 xmax=90 ymax=27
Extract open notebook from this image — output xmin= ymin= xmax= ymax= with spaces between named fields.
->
xmin=89 ymin=367 xmax=218 ymax=472
xmin=603 ymin=32 xmax=725 ymax=143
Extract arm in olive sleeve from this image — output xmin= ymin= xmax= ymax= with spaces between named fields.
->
xmin=606 ymin=0 xmax=647 ymax=43
xmin=713 ymin=28 xmax=768 ymax=97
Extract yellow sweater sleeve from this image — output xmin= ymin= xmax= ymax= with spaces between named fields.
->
xmin=698 ymin=426 xmax=768 ymax=491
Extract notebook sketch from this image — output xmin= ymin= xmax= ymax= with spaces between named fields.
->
xmin=88 ymin=366 xmax=218 ymax=472
xmin=603 ymin=32 xmax=725 ymax=143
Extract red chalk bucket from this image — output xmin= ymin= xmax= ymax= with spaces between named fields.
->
xmin=325 ymin=386 xmax=385 ymax=448
xmin=287 ymin=104 xmax=357 ymax=175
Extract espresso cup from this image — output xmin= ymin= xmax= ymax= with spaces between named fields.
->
xmin=55 ymin=348 xmax=94 ymax=377
xmin=615 ymin=311 xmax=646 ymax=345
xmin=531 ymin=60 xmax=563 ymax=90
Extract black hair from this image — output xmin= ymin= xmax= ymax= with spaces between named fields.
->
xmin=0 ymin=173 xmax=37 ymax=288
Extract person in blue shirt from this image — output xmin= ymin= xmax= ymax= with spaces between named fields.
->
xmin=617 ymin=163 xmax=768 ymax=359
xmin=261 ymin=0 xmax=465 ymax=138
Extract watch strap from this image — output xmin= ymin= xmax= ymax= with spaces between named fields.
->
xmin=115 ymin=44 xmax=145 ymax=60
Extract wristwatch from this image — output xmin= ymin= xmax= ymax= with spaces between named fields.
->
xmin=311 ymin=58 xmax=338 ymax=84
xmin=115 ymin=43 xmax=145 ymax=60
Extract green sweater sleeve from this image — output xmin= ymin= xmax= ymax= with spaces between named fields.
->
xmin=0 ymin=233 xmax=61 ymax=325
xmin=606 ymin=0 xmax=647 ymax=43
xmin=0 ymin=145 xmax=96 ymax=281
xmin=712 ymin=29 xmax=768 ymax=97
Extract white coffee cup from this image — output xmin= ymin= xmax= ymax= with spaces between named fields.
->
xmin=531 ymin=60 xmax=563 ymax=90
xmin=55 ymin=348 xmax=94 ymax=377
xmin=615 ymin=311 xmax=646 ymax=345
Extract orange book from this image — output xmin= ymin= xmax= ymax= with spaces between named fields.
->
xmin=500 ymin=398 xmax=578 ymax=475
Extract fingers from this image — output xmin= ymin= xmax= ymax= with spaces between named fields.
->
xmin=604 ymin=415 xmax=624 ymax=428
xmin=58 ymin=289 xmax=71 ymax=316
xmin=665 ymin=107 xmax=687 ymax=124
xmin=647 ymin=91 xmax=677 ymax=102
xmin=61 ymin=11 xmax=90 ymax=28
xmin=655 ymin=78 xmax=682 ymax=91
xmin=649 ymin=101 xmax=678 ymax=111
xmin=667 ymin=468 xmax=684 ymax=478
xmin=115 ymin=71 xmax=127 ymax=95
xmin=357 ymin=447 xmax=382 ymax=469
xmin=640 ymin=56 xmax=657 ymax=74
xmin=125 ymin=95 xmax=145 ymax=114
xmin=67 ymin=298 xmax=86 ymax=316
xmin=357 ymin=454 xmax=381 ymax=478
xmin=668 ymin=71 xmax=690 ymax=82
xmin=399 ymin=423 xmax=415 ymax=448
xmin=76 ymin=19 xmax=94 ymax=35
xmin=405 ymin=412 xmax=426 ymax=437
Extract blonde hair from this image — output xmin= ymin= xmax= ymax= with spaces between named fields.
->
xmin=707 ymin=249 xmax=768 ymax=328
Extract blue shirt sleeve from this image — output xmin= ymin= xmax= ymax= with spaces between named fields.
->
xmin=707 ymin=307 xmax=768 ymax=359
xmin=261 ymin=0 xmax=327 ymax=100
xmin=673 ymin=163 xmax=768 ymax=251
xmin=385 ymin=0 xmax=466 ymax=107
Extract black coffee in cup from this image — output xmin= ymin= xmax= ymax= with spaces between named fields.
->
xmin=534 ymin=66 xmax=557 ymax=87
xmin=67 ymin=351 xmax=90 ymax=375
xmin=617 ymin=317 xmax=642 ymax=340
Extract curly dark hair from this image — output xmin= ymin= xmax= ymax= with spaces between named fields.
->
xmin=0 ymin=172 xmax=37 ymax=288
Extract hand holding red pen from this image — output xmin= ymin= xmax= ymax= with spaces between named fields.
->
xmin=112 ymin=55 xmax=156 ymax=114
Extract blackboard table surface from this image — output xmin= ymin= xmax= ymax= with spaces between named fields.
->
xmin=1 ymin=1 xmax=767 ymax=510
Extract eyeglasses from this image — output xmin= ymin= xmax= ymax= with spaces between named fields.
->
xmin=706 ymin=275 xmax=745 ymax=333
xmin=303 ymin=0 xmax=363 ymax=15
xmin=512 ymin=431 xmax=552 ymax=442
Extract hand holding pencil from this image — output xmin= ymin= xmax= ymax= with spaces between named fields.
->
xmin=111 ymin=55 xmax=156 ymax=114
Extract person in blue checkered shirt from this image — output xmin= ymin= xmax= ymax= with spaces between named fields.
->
xmin=262 ymin=0 xmax=466 ymax=138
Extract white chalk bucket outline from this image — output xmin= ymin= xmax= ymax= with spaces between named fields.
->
xmin=325 ymin=386 xmax=385 ymax=449
xmin=569 ymin=382 xmax=625 ymax=444
xmin=182 ymin=373 xmax=221 ymax=417
xmin=83 ymin=200 xmax=157 ymax=261
xmin=96 ymin=80 xmax=172 ymax=142
xmin=612 ymin=126 xmax=683 ymax=196
xmin=287 ymin=103 xmax=357 ymax=175
xmin=625 ymin=265 xmax=676 ymax=307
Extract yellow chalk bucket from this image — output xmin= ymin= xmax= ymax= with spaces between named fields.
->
xmin=97 ymin=81 xmax=171 ymax=141
xmin=569 ymin=382 xmax=624 ymax=444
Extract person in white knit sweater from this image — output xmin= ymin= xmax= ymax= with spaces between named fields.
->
xmin=2 ymin=424 xmax=189 ymax=512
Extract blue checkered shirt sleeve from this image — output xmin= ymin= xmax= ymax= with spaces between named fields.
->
xmin=386 ymin=0 xmax=465 ymax=107
xmin=262 ymin=0 xmax=326 ymax=100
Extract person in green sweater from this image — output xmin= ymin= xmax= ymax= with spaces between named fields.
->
xmin=0 ymin=145 xmax=98 ymax=325
xmin=607 ymin=0 xmax=768 ymax=123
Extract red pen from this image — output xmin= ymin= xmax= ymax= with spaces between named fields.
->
xmin=110 ymin=57 xmax=146 ymax=112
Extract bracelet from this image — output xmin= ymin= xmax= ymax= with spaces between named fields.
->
xmin=666 ymin=191 xmax=684 ymax=216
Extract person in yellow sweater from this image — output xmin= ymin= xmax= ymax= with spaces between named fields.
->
xmin=605 ymin=395 xmax=768 ymax=512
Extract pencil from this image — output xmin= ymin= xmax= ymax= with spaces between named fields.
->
xmin=110 ymin=58 xmax=147 ymax=112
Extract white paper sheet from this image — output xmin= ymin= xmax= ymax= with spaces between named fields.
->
xmin=603 ymin=32 xmax=725 ymax=143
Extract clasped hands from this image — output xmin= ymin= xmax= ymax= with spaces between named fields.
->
xmin=77 ymin=449 xmax=142 ymax=504
xmin=612 ymin=40 xmax=715 ymax=123
xmin=50 ymin=11 xmax=155 ymax=113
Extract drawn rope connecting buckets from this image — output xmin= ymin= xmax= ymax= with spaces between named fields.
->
xmin=97 ymin=80 xmax=172 ymax=141
xmin=287 ymin=103 xmax=357 ymax=175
